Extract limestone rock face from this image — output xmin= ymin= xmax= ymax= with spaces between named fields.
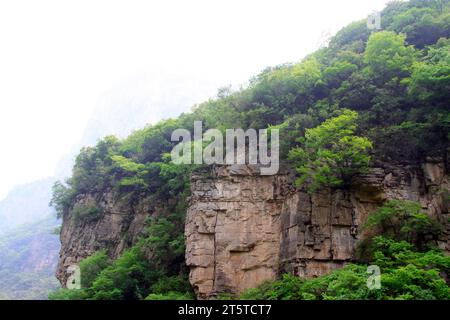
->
xmin=56 ymin=191 xmax=154 ymax=286
xmin=185 ymin=165 xmax=288 ymax=298
xmin=185 ymin=162 xmax=449 ymax=299
xmin=56 ymin=159 xmax=449 ymax=297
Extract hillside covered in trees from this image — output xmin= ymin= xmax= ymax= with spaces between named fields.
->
xmin=0 ymin=218 xmax=60 ymax=300
xmin=50 ymin=0 xmax=449 ymax=300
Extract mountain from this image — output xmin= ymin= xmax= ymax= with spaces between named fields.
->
xmin=0 ymin=67 xmax=214 ymax=299
xmin=0 ymin=178 xmax=56 ymax=235
xmin=50 ymin=0 xmax=450 ymax=300
xmin=0 ymin=217 xmax=60 ymax=299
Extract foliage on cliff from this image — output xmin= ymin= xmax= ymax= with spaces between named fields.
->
xmin=288 ymin=109 xmax=372 ymax=191
xmin=50 ymin=0 xmax=450 ymax=300
xmin=240 ymin=200 xmax=450 ymax=300
xmin=49 ymin=219 xmax=194 ymax=300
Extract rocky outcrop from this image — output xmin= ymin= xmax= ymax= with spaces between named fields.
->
xmin=56 ymin=191 xmax=155 ymax=286
xmin=185 ymin=161 xmax=450 ymax=299
xmin=56 ymin=159 xmax=449 ymax=297
xmin=185 ymin=165 xmax=288 ymax=298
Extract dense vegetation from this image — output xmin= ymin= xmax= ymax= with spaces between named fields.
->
xmin=288 ymin=109 xmax=372 ymax=191
xmin=50 ymin=0 xmax=450 ymax=300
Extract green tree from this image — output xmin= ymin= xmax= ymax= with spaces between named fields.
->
xmin=89 ymin=246 xmax=158 ymax=300
xmin=408 ymin=40 xmax=450 ymax=104
xmin=79 ymin=250 xmax=111 ymax=289
xmin=289 ymin=109 xmax=372 ymax=191
xmin=49 ymin=181 xmax=73 ymax=219
xmin=364 ymin=31 xmax=416 ymax=84
xmin=48 ymin=289 xmax=89 ymax=300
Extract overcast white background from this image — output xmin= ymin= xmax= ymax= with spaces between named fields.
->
xmin=0 ymin=0 xmax=391 ymax=201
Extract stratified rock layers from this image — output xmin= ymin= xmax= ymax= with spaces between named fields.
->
xmin=185 ymin=163 xmax=449 ymax=299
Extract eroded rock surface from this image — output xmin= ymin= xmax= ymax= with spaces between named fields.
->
xmin=56 ymin=160 xmax=449 ymax=298
xmin=56 ymin=191 xmax=153 ymax=286
xmin=185 ymin=162 xmax=449 ymax=298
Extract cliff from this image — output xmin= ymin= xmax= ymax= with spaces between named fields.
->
xmin=56 ymin=191 xmax=155 ymax=285
xmin=185 ymin=160 xmax=449 ymax=298
xmin=53 ymin=0 xmax=450 ymax=298
xmin=56 ymin=158 xmax=449 ymax=298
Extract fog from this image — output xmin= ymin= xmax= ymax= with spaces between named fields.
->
xmin=0 ymin=0 xmax=391 ymax=200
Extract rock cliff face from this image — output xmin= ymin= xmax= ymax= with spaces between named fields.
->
xmin=56 ymin=191 xmax=155 ymax=286
xmin=185 ymin=161 xmax=449 ymax=299
xmin=56 ymin=159 xmax=449 ymax=298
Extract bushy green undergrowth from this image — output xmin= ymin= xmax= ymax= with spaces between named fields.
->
xmin=241 ymin=237 xmax=450 ymax=300
xmin=49 ymin=218 xmax=194 ymax=300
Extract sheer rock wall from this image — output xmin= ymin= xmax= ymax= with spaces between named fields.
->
xmin=185 ymin=162 xmax=449 ymax=298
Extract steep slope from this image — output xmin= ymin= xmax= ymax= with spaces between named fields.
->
xmin=0 ymin=179 xmax=59 ymax=300
xmin=0 ymin=178 xmax=55 ymax=235
xmin=52 ymin=0 xmax=450 ymax=300
xmin=0 ymin=218 xmax=60 ymax=299
xmin=0 ymin=74 xmax=203 ymax=299
xmin=56 ymin=191 xmax=154 ymax=286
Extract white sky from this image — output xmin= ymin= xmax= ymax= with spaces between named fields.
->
xmin=0 ymin=0 xmax=392 ymax=200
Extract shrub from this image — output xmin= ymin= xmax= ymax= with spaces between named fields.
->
xmin=79 ymin=250 xmax=111 ymax=289
xmin=48 ymin=289 xmax=89 ymax=300
xmin=240 ymin=265 xmax=379 ymax=300
xmin=363 ymin=200 xmax=442 ymax=251
xmin=72 ymin=201 xmax=103 ymax=223
xmin=150 ymin=276 xmax=193 ymax=296
xmin=145 ymin=292 xmax=193 ymax=300
xmin=89 ymin=246 xmax=159 ymax=300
